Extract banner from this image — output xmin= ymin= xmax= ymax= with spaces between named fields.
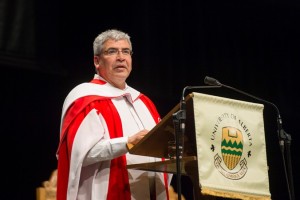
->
xmin=193 ymin=92 xmax=271 ymax=200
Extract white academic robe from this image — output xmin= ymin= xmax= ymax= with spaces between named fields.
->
xmin=57 ymin=74 xmax=172 ymax=200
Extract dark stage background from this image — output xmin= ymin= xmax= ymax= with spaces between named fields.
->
xmin=1 ymin=0 xmax=299 ymax=199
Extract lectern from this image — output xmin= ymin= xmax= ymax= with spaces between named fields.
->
xmin=127 ymin=93 xmax=214 ymax=200
xmin=127 ymin=92 xmax=271 ymax=200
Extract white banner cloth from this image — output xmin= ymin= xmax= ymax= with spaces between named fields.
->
xmin=193 ymin=92 xmax=271 ymax=200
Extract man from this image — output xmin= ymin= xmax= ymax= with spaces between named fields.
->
xmin=56 ymin=29 xmax=171 ymax=200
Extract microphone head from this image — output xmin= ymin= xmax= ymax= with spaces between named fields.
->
xmin=204 ymin=76 xmax=222 ymax=86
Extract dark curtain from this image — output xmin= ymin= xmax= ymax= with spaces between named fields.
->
xmin=0 ymin=0 xmax=298 ymax=199
xmin=0 ymin=0 xmax=36 ymax=68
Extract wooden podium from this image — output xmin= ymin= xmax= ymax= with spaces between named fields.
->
xmin=127 ymin=94 xmax=215 ymax=200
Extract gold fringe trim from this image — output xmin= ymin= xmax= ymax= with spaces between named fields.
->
xmin=201 ymin=187 xmax=271 ymax=200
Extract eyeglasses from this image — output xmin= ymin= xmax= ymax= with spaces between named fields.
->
xmin=101 ymin=48 xmax=133 ymax=56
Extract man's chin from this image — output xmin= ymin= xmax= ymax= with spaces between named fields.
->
xmin=115 ymin=73 xmax=130 ymax=80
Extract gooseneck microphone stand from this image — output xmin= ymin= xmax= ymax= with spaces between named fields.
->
xmin=277 ymin=117 xmax=294 ymax=200
xmin=172 ymin=85 xmax=221 ymax=200
xmin=204 ymin=76 xmax=295 ymax=200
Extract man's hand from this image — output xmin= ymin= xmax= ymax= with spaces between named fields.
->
xmin=128 ymin=129 xmax=149 ymax=145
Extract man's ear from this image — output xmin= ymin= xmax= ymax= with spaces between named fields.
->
xmin=94 ymin=56 xmax=100 ymax=66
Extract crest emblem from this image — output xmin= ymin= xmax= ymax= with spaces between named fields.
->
xmin=221 ymin=126 xmax=243 ymax=170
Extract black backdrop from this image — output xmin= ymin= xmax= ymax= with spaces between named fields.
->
xmin=1 ymin=0 xmax=299 ymax=199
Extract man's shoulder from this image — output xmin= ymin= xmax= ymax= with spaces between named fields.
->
xmin=66 ymin=82 xmax=109 ymax=101
xmin=62 ymin=83 xmax=109 ymax=116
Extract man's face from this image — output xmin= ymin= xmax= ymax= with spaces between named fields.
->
xmin=94 ymin=39 xmax=132 ymax=89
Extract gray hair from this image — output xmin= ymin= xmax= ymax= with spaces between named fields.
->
xmin=93 ymin=29 xmax=132 ymax=55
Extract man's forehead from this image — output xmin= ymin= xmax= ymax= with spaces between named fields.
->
xmin=104 ymin=39 xmax=130 ymax=47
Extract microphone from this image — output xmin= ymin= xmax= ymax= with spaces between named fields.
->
xmin=204 ymin=76 xmax=294 ymax=200
xmin=204 ymin=76 xmax=222 ymax=86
